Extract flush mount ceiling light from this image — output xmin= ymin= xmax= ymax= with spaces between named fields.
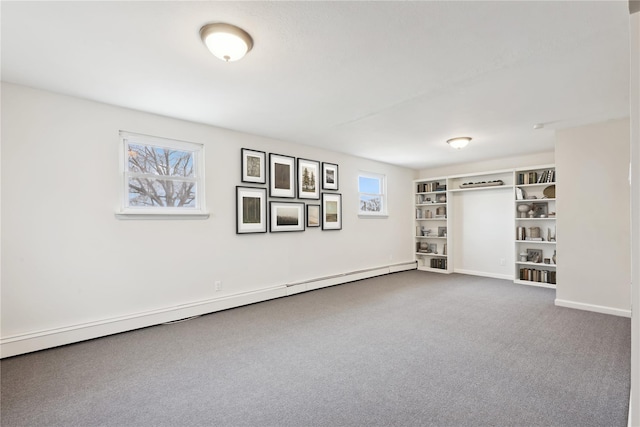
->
xmin=200 ymin=23 xmax=253 ymax=62
xmin=446 ymin=137 xmax=472 ymax=150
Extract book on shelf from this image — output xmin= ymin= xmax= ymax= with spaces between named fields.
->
xmin=525 ymin=237 xmax=543 ymax=241
xmin=417 ymin=182 xmax=447 ymax=193
xmin=519 ymin=268 xmax=556 ymax=284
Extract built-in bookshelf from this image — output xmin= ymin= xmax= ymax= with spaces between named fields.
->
xmin=514 ymin=165 xmax=557 ymax=288
xmin=414 ymin=178 xmax=451 ymax=273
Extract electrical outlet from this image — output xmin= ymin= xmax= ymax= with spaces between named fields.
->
xmin=214 ymin=280 xmax=222 ymax=291
xmin=500 ymin=258 xmax=506 ymax=266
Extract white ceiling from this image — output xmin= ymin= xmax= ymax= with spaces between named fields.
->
xmin=1 ymin=1 xmax=631 ymax=170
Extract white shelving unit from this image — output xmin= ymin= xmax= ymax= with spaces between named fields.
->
xmin=414 ymin=178 xmax=451 ymax=273
xmin=514 ymin=165 xmax=557 ymax=288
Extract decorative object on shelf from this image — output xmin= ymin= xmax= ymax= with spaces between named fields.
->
xmin=438 ymin=226 xmax=447 ymax=237
xmin=517 ymin=226 xmax=526 ymax=240
xmin=435 ymin=206 xmax=446 ymax=217
xmin=422 ymin=229 xmax=433 ymax=236
xmin=532 ymin=202 xmax=548 ymax=218
xmin=418 ymin=242 xmax=429 ymax=252
xmin=517 ymin=204 xmax=530 ymax=218
xmin=552 ymin=250 xmax=557 ymax=264
xmin=437 ymin=194 xmax=447 ymax=203
xmin=528 ymin=208 xmax=535 ymax=218
xmin=544 ymin=258 xmax=550 ymax=264
xmin=543 ymin=185 xmax=556 ymax=198
xmin=547 ymin=226 xmax=556 ymax=242
xmin=321 ymin=162 xmax=339 ymax=191
xmin=515 ymin=187 xmax=526 ymax=200
xmin=428 ymin=243 xmax=437 ymax=254
xmin=446 ymin=137 xmax=471 ymax=150
xmin=520 ymin=252 xmax=528 ymax=262
xmin=527 ymin=249 xmax=543 ymax=263
xmin=527 ymin=227 xmax=541 ymax=240
xmin=241 ymin=148 xmax=266 ymax=184
xmin=200 ymin=22 xmax=253 ymax=62
xmin=426 ymin=210 xmax=433 ymax=219
xmin=443 ymin=243 xmax=447 ymax=255
xmin=236 ymin=186 xmax=267 ymax=234
xmin=459 ymin=180 xmax=504 ymax=189
xmin=297 ymin=158 xmax=320 ymax=200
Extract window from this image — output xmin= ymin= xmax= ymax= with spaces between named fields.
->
xmin=117 ymin=131 xmax=208 ymax=219
xmin=358 ymin=171 xmax=387 ymax=216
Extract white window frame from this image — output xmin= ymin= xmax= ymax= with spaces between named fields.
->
xmin=358 ymin=171 xmax=388 ymax=217
xmin=116 ymin=131 xmax=208 ymax=220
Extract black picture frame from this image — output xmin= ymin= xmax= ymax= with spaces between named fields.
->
xmin=322 ymin=162 xmax=339 ymax=190
xmin=236 ymin=186 xmax=267 ymax=234
xmin=321 ymin=193 xmax=342 ymax=230
xmin=297 ymin=158 xmax=320 ymax=200
xmin=307 ymin=204 xmax=320 ymax=227
xmin=527 ymin=249 xmax=543 ymax=263
xmin=269 ymin=201 xmax=305 ymax=232
xmin=269 ymin=153 xmax=296 ymax=198
xmin=241 ymin=148 xmax=266 ymax=184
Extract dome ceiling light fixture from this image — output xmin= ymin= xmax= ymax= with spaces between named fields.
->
xmin=200 ymin=23 xmax=253 ymax=62
xmin=446 ymin=137 xmax=472 ymax=150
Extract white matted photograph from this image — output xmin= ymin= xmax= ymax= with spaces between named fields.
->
xmin=270 ymin=201 xmax=305 ymax=232
xmin=236 ymin=186 xmax=267 ymax=234
xmin=321 ymin=193 xmax=342 ymax=230
xmin=269 ymin=153 xmax=296 ymax=198
xmin=322 ymin=162 xmax=339 ymax=190
xmin=241 ymin=148 xmax=266 ymax=184
xmin=297 ymin=158 xmax=320 ymax=199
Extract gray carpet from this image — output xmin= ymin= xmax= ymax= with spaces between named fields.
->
xmin=0 ymin=271 xmax=630 ymax=427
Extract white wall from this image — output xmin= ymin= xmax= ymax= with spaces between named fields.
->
xmin=0 ymin=83 xmax=416 ymax=357
xmin=555 ymin=119 xmax=631 ymax=317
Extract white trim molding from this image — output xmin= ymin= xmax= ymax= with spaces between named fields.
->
xmin=555 ymin=299 xmax=632 ymax=318
xmin=1 ymin=261 xmax=417 ymax=359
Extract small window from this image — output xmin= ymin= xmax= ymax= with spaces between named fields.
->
xmin=117 ymin=131 xmax=207 ymax=219
xmin=358 ymin=171 xmax=387 ymax=217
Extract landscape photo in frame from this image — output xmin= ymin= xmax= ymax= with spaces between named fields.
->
xmin=241 ymin=148 xmax=266 ymax=184
xmin=269 ymin=153 xmax=296 ymax=198
xmin=307 ymin=204 xmax=320 ymax=227
xmin=270 ymin=201 xmax=305 ymax=232
xmin=322 ymin=162 xmax=339 ymax=190
xmin=236 ymin=186 xmax=267 ymax=234
xmin=297 ymin=158 xmax=320 ymax=199
xmin=322 ymin=193 xmax=342 ymax=230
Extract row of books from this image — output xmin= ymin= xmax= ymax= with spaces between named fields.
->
xmin=517 ymin=169 xmax=555 ymax=185
xmin=430 ymin=258 xmax=447 ymax=270
xmin=417 ymin=182 xmax=446 ymax=193
xmin=519 ymin=268 xmax=556 ymax=284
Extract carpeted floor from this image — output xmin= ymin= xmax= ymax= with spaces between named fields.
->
xmin=0 ymin=271 xmax=631 ymax=426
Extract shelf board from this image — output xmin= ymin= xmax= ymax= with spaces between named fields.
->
xmin=515 ymin=217 xmax=556 ymax=221
xmin=415 ymin=218 xmax=447 ymax=221
xmin=516 ymin=198 xmax=556 ymax=202
xmin=416 ymin=203 xmax=447 ymax=206
xmin=516 ymin=182 xmax=556 ymax=188
xmin=515 ymin=261 xmax=556 ymax=267
xmin=415 ymin=252 xmax=447 ymax=257
xmin=448 ymin=184 xmax=514 ymax=193
xmin=417 ymin=266 xmax=451 ymax=274
xmin=514 ymin=279 xmax=556 ymax=289
xmin=515 ymin=240 xmax=556 ymax=244
xmin=416 ymin=236 xmax=447 ymax=239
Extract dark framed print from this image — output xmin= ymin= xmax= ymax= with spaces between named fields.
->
xmin=270 ymin=201 xmax=305 ymax=232
xmin=307 ymin=204 xmax=320 ymax=227
xmin=321 ymin=193 xmax=342 ymax=230
xmin=269 ymin=153 xmax=296 ymax=198
xmin=322 ymin=162 xmax=339 ymax=190
xmin=236 ymin=186 xmax=267 ymax=234
xmin=241 ymin=148 xmax=266 ymax=184
xmin=297 ymin=158 xmax=320 ymax=199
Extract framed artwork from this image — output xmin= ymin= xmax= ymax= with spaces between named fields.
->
xmin=241 ymin=148 xmax=266 ymax=184
xmin=269 ymin=153 xmax=296 ymax=198
xmin=438 ymin=226 xmax=447 ymax=237
xmin=527 ymin=249 xmax=543 ymax=263
xmin=270 ymin=201 xmax=305 ymax=232
xmin=321 ymin=193 xmax=342 ymax=230
xmin=307 ymin=204 xmax=320 ymax=227
xmin=322 ymin=162 xmax=339 ymax=190
xmin=236 ymin=186 xmax=267 ymax=234
xmin=532 ymin=202 xmax=548 ymax=218
xmin=297 ymin=158 xmax=320 ymax=199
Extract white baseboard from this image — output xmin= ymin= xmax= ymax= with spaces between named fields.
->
xmin=453 ymin=268 xmax=513 ymax=281
xmin=554 ymin=299 xmax=632 ymax=318
xmin=1 ymin=261 xmax=417 ymax=358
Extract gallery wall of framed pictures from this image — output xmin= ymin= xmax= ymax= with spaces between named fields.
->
xmin=237 ymin=147 xmax=342 ymax=234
